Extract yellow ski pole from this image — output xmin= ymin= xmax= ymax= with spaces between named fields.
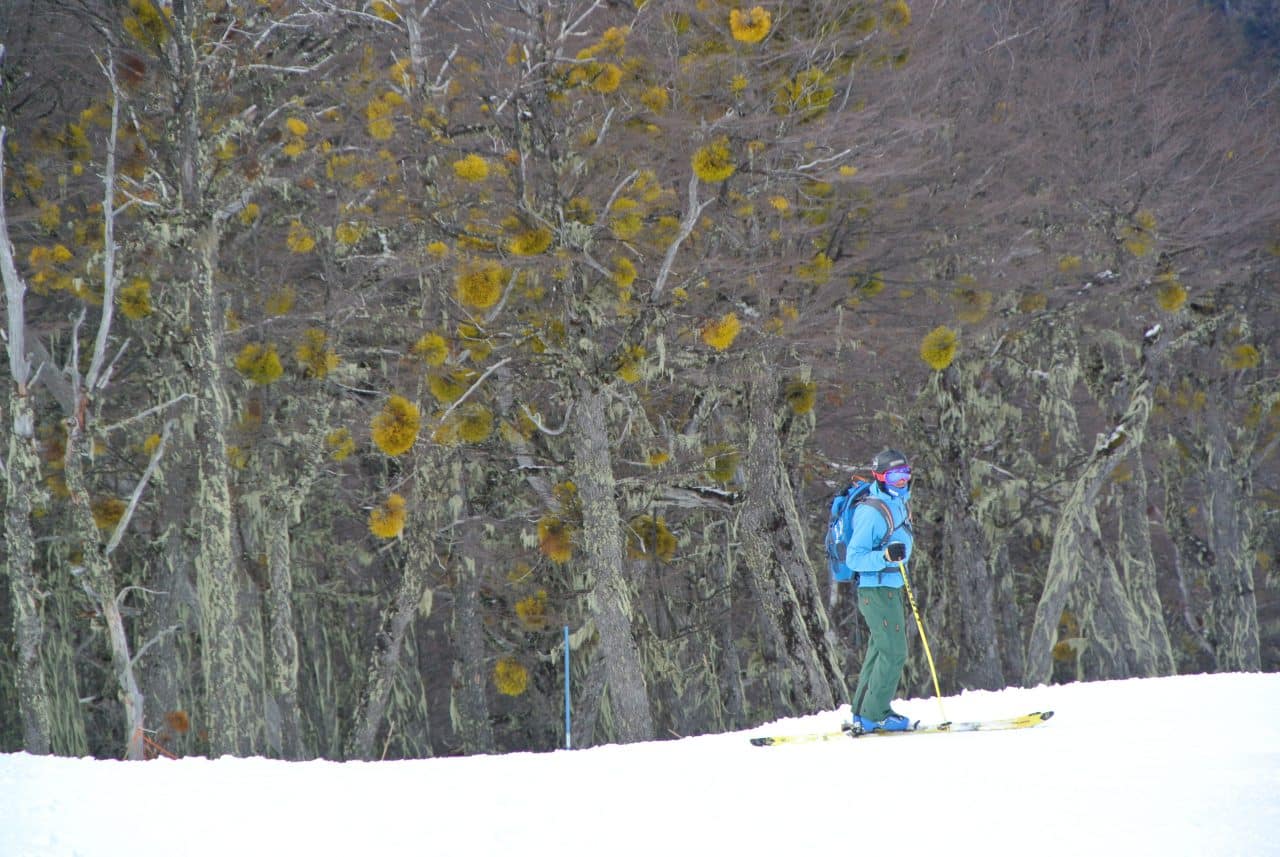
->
xmin=898 ymin=560 xmax=947 ymax=723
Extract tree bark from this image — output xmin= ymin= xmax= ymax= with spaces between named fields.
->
xmin=1025 ymin=381 xmax=1159 ymax=684
xmin=450 ymin=460 xmax=495 ymax=754
xmin=1202 ymin=405 xmax=1261 ymax=670
xmin=738 ymin=368 xmax=841 ymax=712
xmin=63 ymin=426 xmax=146 ymax=760
xmin=571 ymin=382 xmax=655 ymax=743
xmin=932 ymin=367 xmax=1005 ymax=691
xmin=189 ymin=224 xmax=261 ymax=756
xmin=4 ymin=386 xmax=52 ymax=754
xmin=1113 ymin=452 xmax=1176 ymax=675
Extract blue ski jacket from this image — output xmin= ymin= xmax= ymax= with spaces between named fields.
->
xmin=843 ymin=482 xmax=913 ymax=588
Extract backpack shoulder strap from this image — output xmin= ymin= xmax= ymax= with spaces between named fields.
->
xmin=860 ymin=496 xmax=896 ymax=550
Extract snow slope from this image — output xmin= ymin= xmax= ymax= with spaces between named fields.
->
xmin=1 ymin=672 xmax=1277 ymax=857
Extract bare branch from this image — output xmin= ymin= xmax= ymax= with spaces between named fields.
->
xmin=651 ymin=174 xmax=713 ymax=300
xmin=104 ymin=418 xmax=175 ymax=557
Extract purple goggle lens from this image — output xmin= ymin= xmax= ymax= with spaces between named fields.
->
xmin=879 ymin=466 xmax=911 ymax=487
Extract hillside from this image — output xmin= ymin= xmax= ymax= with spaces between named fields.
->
xmin=1 ymin=0 xmax=1278 ymax=759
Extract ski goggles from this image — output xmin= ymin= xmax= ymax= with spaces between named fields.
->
xmin=875 ymin=466 xmax=912 ymax=488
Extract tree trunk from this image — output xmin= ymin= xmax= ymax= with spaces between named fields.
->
xmin=263 ymin=494 xmax=305 ymax=760
xmin=932 ymin=367 xmax=1005 ymax=691
xmin=450 ymin=461 xmax=494 ymax=753
xmin=571 ymin=382 xmax=654 ymax=743
xmin=63 ymin=425 xmax=145 ymax=760
xmin=189 ymin=225 xmax=261 ymax=756
xmin=345 ymin=482 xmax=436 ymax=760
xmin=4 ymin=387 xmax=52 ymax=754
xmin=1025 ymin=380 xmax=1157 ymax=685
xmin=1202 ymin=406 xmax=1261 ymax=670
xmin=1113 ymin=453 xmax=1176 ymax=675
xmin=738 ymin=368 xmax=841 ymax=712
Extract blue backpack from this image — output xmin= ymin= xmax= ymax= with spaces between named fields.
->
xmin=825 ymin=479 xmax=895 ymax=581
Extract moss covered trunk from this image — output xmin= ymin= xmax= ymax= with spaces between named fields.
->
xmin=190 ymin=225 xmax=261 ymax=756
xmin=572 ymin=383 xmax=654 ymax=743
xmin=930 ymin=368 xmax=1005 ymax=691
xmin=1025 ymin=382 xmax=1161 ymax=684
xmin=738 ymin=368 xmax=841 ymax=712
xmin=4 ymin=387 xmax=52 ymax=753
xmin=1202 ymin=407 xmax=1260 ymax=670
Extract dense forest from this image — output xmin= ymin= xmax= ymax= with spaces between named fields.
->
xmin=1 ymin=0 xmax=1277 ymax=761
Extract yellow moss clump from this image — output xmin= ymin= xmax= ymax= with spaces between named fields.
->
xmin=371 ymin=0 xmax=400 ymax=21
xmin=235 ymin=343 xmax=284 ymax=385
xmin=456 ymin=260 xmax=506 ymax=309
xmin=953 ymin=287 xmax=993 ymax=323
xmin=493 ymin=658 xmax=529 ymax=696
xmin=612 ymin=256 xmax=638 ymax=289
xmin=692 ymin=138 xmax=736 ymax=183
xmin=1018 ymin=292 xmax=1048 ymax=313
xmin=413 ymin=332 xmax=450 ymax=367
xmin=369 ymin=493 xmax=407 ymax=539
xmin=627 ymin=514 xmax=677 ymax=562
xmin=1226 ymin=344 xmax=1260 ymax=371
xmin=295 ymin=328 xmax=339 ymax=379
xmin=616 ymin=345 xmax=646 ymax=383
xmin=508 ymin=226 xmax=553 ymax=256
xmin=335 ymin=221 xmax=365 ymax=248
xmin=704 ymin=444 xmax=740 ymax=484
xmin=1156 ymin=281 xmax=1187 ymax=312
xmin=1057 ymin=255 xmax=1083 ymax=273
xmin=428 ymin=371 xmax=471 ymax=404
xmin=646 ymin=449 xmax=671 ymax=467
xmin=286 ymin=221 xmax=315 ymax=254
xmin=452 ymin=153 xmax=490 ymax=182
xmin=729 ymin=6 xmax=772 ymax=44
xmin=775 ymin=68 xmax=835 ymax=117
xmin=123 ymin=0 xmax=172 ymax=48
xmin=701 ymin=312 xmax=741 ymax=351
xmin=591 ymin=62 xmax=623 ymax=93
xmin=92 ymin=497 xmax=127 ymax=531
xmin=920 ymin=325 xmax=958 ymax=370
xmin=640 ymin=85 xmax=669 ymax=113
xmin=515 ymin=590 xmax=549 ymax=630
xmin=537 ymin=516 xmax=574 ymax=563
xmin=609 ymin=197 xmax=643 ymax=240
xmin=265 ymin=286 xmax=296 ymax=316
xmin=785 ymin=380 xmax=818 ymax=414
xmin=798 ymin=252 xmax=833 ymax=285
xmin=455 ymin=403 xmax=494 ymax=443
xmin=326 ymin=428 xmax=355 ymax=461
xmin=882 ymin=0 xmax=912 ymax=33
xmin=118 ymin=278 xmax=153 ymax=320
xmin=371 ymin=395 xmax=420 ymax=456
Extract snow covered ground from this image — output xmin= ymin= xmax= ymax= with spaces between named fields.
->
xmin=1 ymin=672 xmax=1277 ymax=857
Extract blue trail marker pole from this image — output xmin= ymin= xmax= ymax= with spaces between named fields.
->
xmin=563 ymin=625 xmax=572 ymax=749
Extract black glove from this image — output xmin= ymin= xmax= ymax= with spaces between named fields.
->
xmin=884 ymin=542 xmax=907 ymax=562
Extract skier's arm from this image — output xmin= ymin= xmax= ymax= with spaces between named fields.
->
xmin=844 ymin=505 xmax=889 ymax=572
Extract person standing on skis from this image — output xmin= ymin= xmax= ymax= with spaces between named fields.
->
xmin=844 ymin=448 xmax=915 ymax=732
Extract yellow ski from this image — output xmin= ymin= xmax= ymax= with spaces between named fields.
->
xmin=749 ymin=711 xmax=1053 ymax=746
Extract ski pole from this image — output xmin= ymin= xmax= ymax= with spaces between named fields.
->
xmin=898 ymin=560 xmax=947 ymax=722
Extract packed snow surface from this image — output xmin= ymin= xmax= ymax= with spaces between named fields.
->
xmin=2 ymin=672 xmax=1277 ymax=856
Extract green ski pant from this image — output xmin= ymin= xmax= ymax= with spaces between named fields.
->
xmin=851 ymin=587 xmax=908 ymax=722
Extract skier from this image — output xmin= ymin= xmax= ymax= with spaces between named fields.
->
xmin=845 ymin=448 xmax=915 ymax=732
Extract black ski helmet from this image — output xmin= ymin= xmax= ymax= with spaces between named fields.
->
xmin=871 ymin=448 xmax=910 ymax=477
